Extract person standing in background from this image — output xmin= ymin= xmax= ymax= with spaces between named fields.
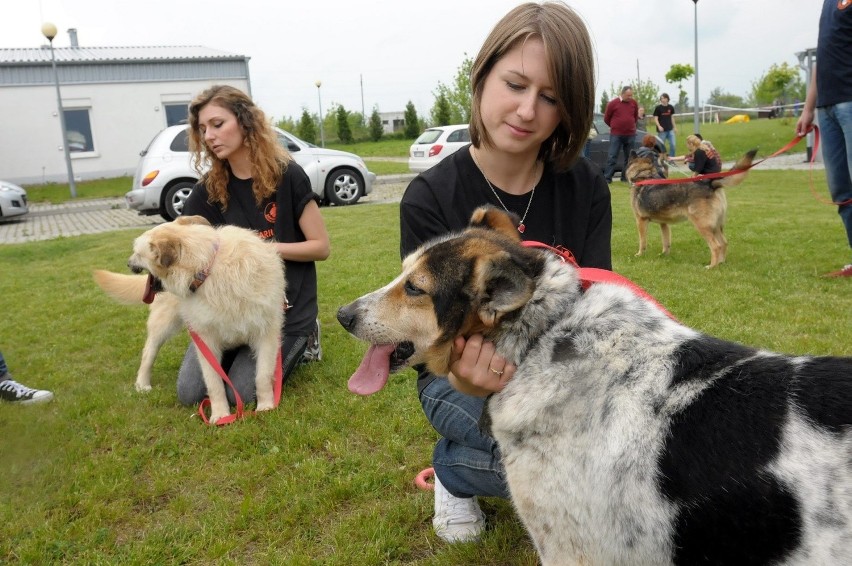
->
xmin=795 ymin=0 xmax=852 ymax=278
xmin=653 ymin=93 xmax=677 ymax=158
xmin=603 ymin=85 xmax=638 ymax=183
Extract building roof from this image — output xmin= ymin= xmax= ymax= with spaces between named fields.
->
xmin=0 ymin=45 xmax=246 ymax=65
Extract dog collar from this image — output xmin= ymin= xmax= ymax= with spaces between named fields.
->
xmin=522 ymin=240 xmax=677 ymax=321
xmin=189 ymin=240 xmax=219 ymax=292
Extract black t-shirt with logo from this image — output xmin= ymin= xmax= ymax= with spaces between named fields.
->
xmin=183 ymin=161 xmax=319 ymax=336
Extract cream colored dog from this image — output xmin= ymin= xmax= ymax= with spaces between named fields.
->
xmin=94 ymin=216 xmax=285 ymax=423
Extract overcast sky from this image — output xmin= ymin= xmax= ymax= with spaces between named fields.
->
xmin=3 ymin=0 xmax=820 ymax=122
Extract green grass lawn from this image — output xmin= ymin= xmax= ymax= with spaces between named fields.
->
xmin=1 ymin=167 xmax=849 ymax=564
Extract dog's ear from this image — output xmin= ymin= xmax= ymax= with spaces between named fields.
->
xmin=473 ymin=251 xmax=535 ymax=327
xmin=469 ymin=206 xmax=521 ymax=241
xmin=151 ymin=237 xmax=180 ymax=269
xmin=173 ymin=215 xmax=211 ymax=227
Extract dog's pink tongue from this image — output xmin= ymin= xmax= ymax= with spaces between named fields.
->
xmin=142 ymin=274 xmax=156 ymax=304
xmin=348 ymin=344 xmax=395 ymax=395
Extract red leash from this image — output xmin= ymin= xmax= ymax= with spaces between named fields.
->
xmin=634 ymin=133 xmax=807 ymax=187
xmin=192 ymin=330 xmax=283 ymax=426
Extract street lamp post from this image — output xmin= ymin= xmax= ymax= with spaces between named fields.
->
xmin=315 ymin=80 xmax=325 ymax=148
xmin=692 ymin=0 xmax=700 ymax=135
xmin=41 ymin=22 xmax=77 ymax=198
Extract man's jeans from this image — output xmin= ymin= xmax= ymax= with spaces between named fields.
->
xmin=419 ymin=377 xmax=510 ymax=499
xmin=818 ymin=101 xmax=852 ymax=253
xmin=658 ymin=129 xmax=676 ymax=157
xmin=604 ymin=134 xmax=635 ymax=182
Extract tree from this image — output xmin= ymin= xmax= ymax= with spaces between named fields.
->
xmin=404 ymin=101 xmax=421 ymax=138
xmin=431 ymin=55 xmax=473 ymax=124
xmin=748 ymin=62 xmax=805 ymax=107
xmin=706 ymin=87 xmax=745 ymax=109
xmin=275 ymin=116 xmax=297 ymax=133
xmin=368 ymin=106 xmax=384 ymax=142
xmin=296 ymin=108 xmax=317 ymax=145
xmin=603 ymin=79 xmax=660 ymax=117
xmin=336 ymin=105 xmax=353 ymax=144
xmin=599 ymin=92 xmax=610 ymax=114
xmin=665 ymin=63 xmax=695 ymax=112
xmin=430 ymin=92 xmax=452 ymax=126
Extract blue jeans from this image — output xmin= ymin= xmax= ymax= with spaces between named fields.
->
xmin=604 ymin=134 xmax=635 ymax=181
xmin=818 ymin=101 xmax=852 ymax=255
xmin=658 ymin=129 xmax=676 ymax=157
xmin=0 ymin=351 xmax=7 ymax=378
xmin=176 ymin=335 xmax=308 ymax=406
xmin=419 ymin=377 xmax=510 ymax=499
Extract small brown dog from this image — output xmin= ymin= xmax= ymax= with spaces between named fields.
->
xmin=625 ymin=148 xmax=757 ymax=268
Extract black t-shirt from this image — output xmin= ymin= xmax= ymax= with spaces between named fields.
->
xmin=653 ymin=104 xmax=675 ymax=132
xmin=182 ymin=162 xmax=320 ymax=336
xmin=400 ymin=146 xmax=613 ymax=391
xmin=400 ymin=146 xmax=612 ymax=267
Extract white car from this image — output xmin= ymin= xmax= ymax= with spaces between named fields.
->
xmin=0 ymin=180 xmax=29 ymax=221
xmin=408 ymin=124 xmax=470 ymax=173
xmin=126 ymin=125 xmax=376 ymax=221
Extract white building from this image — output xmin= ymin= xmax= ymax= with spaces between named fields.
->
xmin=0 ymin=30 xmax=250 ymax=185
xmin=379 ymin=111 xmax=406 ymax=135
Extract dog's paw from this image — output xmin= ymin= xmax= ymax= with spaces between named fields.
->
xmin=256 ymin=400 xmax=275 ymax=412
xmin=209 ymin=410 xmax=230 ymax=424
xmin=135 ymin=382 xmax=152 ymax=393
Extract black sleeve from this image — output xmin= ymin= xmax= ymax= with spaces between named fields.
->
xmin=693 ymin=149 xmax=709 ymax=174
xmin=182 ymin=182 xmax=225 ymax=225
xmin=399 ymin=177 xmax=452 ymax=260
xmin=583 ymin=175 xmax=613 ymax=270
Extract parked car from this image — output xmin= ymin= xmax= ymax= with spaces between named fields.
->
xmin=408 ymin=124 xmax=470 ymax=173
xmin=586 ymin=113 xmax=664 ymax=173
xmin=0 ymin=180 xmax=29 ymax=221
xmin=126 ymin=125 xmax=376 ymax=221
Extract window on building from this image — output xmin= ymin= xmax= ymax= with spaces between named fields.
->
xmin=64 ymin=108 xmax=94 ymax=153
xmin=164 ymin=103 xmax=189 ymax=127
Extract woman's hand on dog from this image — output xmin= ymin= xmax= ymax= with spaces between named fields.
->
xmin=448 ymin=334 xmax=516 ymax=397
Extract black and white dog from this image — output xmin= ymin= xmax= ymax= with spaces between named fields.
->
xmin=338 ymin=207 xmax=851 ymax=565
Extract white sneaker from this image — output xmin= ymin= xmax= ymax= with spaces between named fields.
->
xmin=432 ymin=474 xmax=485 ymax=543
xmin=0 ymin=378 xmax=54 ymax=405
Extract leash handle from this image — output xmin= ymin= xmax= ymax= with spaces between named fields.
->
xmin=191 ymin=330 xmax=283 ymax=426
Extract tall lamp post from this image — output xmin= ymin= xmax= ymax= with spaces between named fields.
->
xmin=692 ymin=0 xmax=700 ymax=135
xmin=315 ymin=80 xmax=325 ymax=148
xmin=41 ymin=22 xmax=77 ymax=198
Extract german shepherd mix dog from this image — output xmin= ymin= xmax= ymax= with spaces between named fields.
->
xmin=94 ymin=216 xmax=285 ymax=424
xmin=337 ymin=207 xmax=851 ymax=566
xmin=625 ymin=149 xmax=757 ymax=268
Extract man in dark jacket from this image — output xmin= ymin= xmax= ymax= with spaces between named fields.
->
xmin=603 ymin=85 xmax=639 ymax=183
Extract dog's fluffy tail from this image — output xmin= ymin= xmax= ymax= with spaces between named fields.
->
xmin=92 ymin=269 xmax=149 ymax=305
xmin=713 ymin=149 xmax=758 ymax=189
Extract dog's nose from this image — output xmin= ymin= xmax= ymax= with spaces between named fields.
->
xmin=336 ymin=305 xmax=356 ymax=331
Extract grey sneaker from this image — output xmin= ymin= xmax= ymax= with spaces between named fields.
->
xmin=301 ymin=318 xmax=322 ymax=363
xmin=0 ymin=378 xmax=54 ymax=404
xmin=432 ymin=474 xmax=485 ymax=543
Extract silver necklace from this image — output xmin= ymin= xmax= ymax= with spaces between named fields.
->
xmin=473 ymin=153 xmax=537 ymax=234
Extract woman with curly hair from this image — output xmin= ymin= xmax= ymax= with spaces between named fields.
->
xmin=177 ymin=85 xmax=330 ymax=407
